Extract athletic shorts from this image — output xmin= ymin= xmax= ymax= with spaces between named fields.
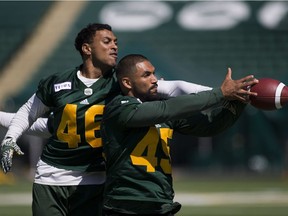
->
xmin=32 ymin=182 xmax=104 ymax=216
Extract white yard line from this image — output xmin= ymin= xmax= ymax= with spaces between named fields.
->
xmin=1 ymin=191 xmax=288 ymax=206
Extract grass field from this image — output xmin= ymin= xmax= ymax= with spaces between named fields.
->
xmin=1 ymin=174 xmax=288 ymax=216
xmin=173 ymin=175 xmax=288 ymax=215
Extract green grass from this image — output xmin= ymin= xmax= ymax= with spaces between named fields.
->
xmin=0 ymin=181 xmax=32 ymax=193
xmin=173 ymin=175 xmax=288 ymax=216
xmin=0 ymin=206 xmax=32 ymax=216
xmin=173 ymin=176 xmax=288 ymax=192
xmin=179 ymin=205 xmax=288 ymax=216
xmin=1 ymin=175 xmax=288 ymax=216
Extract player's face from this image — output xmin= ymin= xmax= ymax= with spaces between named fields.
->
xmin=130 ymin=60 xmax=158 ymax=102
xmin=89 ymin=29 xmax=118 ymax=70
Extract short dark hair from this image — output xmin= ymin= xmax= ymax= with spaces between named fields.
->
xmin=116 ymin=54 xmax=149 ymax=80
xmin=74 ymin=23 xmax=112 ymax=56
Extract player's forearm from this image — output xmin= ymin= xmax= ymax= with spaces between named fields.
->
xmin=0 ymin=111 xmax=15 ymax=128
xmin=126 ymin=88 xmax=224 ymax=127
xmin=0 ymin=111 xmax=50 ymax=138
xmin=5 ymin=95 xmax=50 ymax=140
xmin=176 ymin=101 xmax=246 ymax=136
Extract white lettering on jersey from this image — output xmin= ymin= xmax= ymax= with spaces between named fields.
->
xmin=54 ymin=82 xmax=72 ymax=92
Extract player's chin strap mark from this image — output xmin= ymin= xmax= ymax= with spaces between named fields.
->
xmin=275 ymin=82 xmax=285 ymax=109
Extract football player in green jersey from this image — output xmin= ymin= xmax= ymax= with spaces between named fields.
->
xmin=1 ymin=23 xmax=119 ymax=216
xmin=101 ymin=54 xmax=258 ymax=215
xmin=0 ymin=23 xmax=214 ymax=216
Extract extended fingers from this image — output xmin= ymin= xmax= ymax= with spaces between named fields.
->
xmin=238 ymin=75 xmax=256 ymax=83
xmin=236 ymin=77 xmax=256 ymax=96
xmin=1 ymin=149 xmax=13 ymax=173
xmin=1 ymin=160 xmax=8 ymax=173
xmin=237 ymin=88 xmax=257 ymax=96
xmin=13 ymin=144 xmax=24 ymax=155
xmin=226 ymin=68 xmax=232 ymax=80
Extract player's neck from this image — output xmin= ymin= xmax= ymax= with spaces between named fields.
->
xmin=80 ymin=64 xmax=103 ymax=79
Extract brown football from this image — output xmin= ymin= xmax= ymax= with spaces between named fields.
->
xmin=250 ymin=78 xmax=288 ymax=110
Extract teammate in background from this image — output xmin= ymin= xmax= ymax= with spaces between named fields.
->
xmin=100 ymin=54 xmax=258 ymax=216
xmin=0 ymin=23 xmax=214 ymax=216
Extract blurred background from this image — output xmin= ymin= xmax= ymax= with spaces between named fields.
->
xmin=0 ymin=0 xmax=288 ymax=208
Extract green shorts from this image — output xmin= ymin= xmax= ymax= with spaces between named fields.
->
xmin=32 ymin=183 xmax=104 ymax=216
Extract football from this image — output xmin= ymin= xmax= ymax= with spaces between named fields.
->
xmin=250 ymin=78 xmax=288 ymax=110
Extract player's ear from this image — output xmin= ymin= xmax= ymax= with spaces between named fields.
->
xmin=82 ymin=43 xmax=91 ymax=55
xmin=121 ymin=77 xmax=132 ymax=90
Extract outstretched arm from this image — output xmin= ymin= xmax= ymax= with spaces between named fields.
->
xmin=174 ymin=100 xmax=246 ymax=137
xmin=0 ymin=112 xmax=15 ymax=128
xmin=4 ymin=94 xmax=50 ymax=140
xmin=0 ymin=111 xmax=51 ymax=138
xmin=1 ymin=94 xmax=50 ymax=173
xmin=119 ymin=68 xmax=258 ymax=127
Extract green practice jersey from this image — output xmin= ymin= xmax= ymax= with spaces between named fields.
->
xmin=36 ymin=66 xmax=120 ymax=172
xmin=101 ymin=89 xmax=245 ymax=214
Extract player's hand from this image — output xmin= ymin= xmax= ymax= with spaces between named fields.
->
xmin=0 ymin=137 xmax=24 ymax=173
xmin=221 ymin=68 xmax=258 ymax=103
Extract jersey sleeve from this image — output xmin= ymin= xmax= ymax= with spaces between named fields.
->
xmin=118 ymin=88 xmax=224 ymax=127
xmin=172 ymin=100 xmax=246 ymax=136
xmin=36 ymin=76 xmax=55 ymax=107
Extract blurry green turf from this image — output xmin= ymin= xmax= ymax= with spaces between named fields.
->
xmin=1 ymin=205 xmax=288 ymax=216
xmin=0 ymin=206 xmax=31 ymax=216
xmin=179 ymin=205 xmax=288 ymax=216
xmin=174 ymin=176 xmax=288 ymax=215
xmin=0 ymin=177 xmax=33 ymax=215
xmin=173 ymin=176 xmax=288 ymax=192
xmin=2 ymin=204 xmax=287 ymax=216
xmin=0 ymin=181 xmax=32 ymax=193
xmin=1 ymin=175 xmax=288 ymax=216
